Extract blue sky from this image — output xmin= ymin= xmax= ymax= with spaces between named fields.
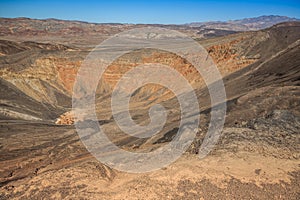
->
xmin=0 ymin=0 xmax=299 ymax=24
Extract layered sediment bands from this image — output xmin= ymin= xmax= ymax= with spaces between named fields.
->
xmin=1 ymin=22 xmax=300 ymax=124
xmin=1 ymin=18 xmax=300 ymax=199
xmin=100 ymin=49 xmax=201 ymax=94
xmin=0 ymin=49 xmax=85 ymax=107
xmin=0 ymin=78 xmax=63 ymax=120
xmin=207 ymin=38 xmax=258 ymax=75
xmin=39 ymin=57 xmax=81 ymax=93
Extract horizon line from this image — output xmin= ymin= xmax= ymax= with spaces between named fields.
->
xmin=0 ymin=14 xmax=299 ymax=25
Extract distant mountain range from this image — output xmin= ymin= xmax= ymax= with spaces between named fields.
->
xmin=0 ymin=15 xmax=299 ymax=45
xmin=1 ymin=11 xmax=300 ymax=198
xmin=186 ymin=15 xmax=300 ymax=31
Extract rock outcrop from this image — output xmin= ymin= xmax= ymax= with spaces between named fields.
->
xmin=55 ymin=111 xmax=75 ymax=125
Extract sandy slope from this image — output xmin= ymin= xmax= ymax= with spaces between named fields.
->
xmin=0 ymin=21 xmax=300 ymax=199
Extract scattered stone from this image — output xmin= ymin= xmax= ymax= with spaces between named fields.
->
xmin=55 ymin=111 xmax=75 ymax=125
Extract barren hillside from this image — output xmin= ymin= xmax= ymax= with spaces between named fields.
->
xmin=0 ymin=19 xmax=299 ymax=199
